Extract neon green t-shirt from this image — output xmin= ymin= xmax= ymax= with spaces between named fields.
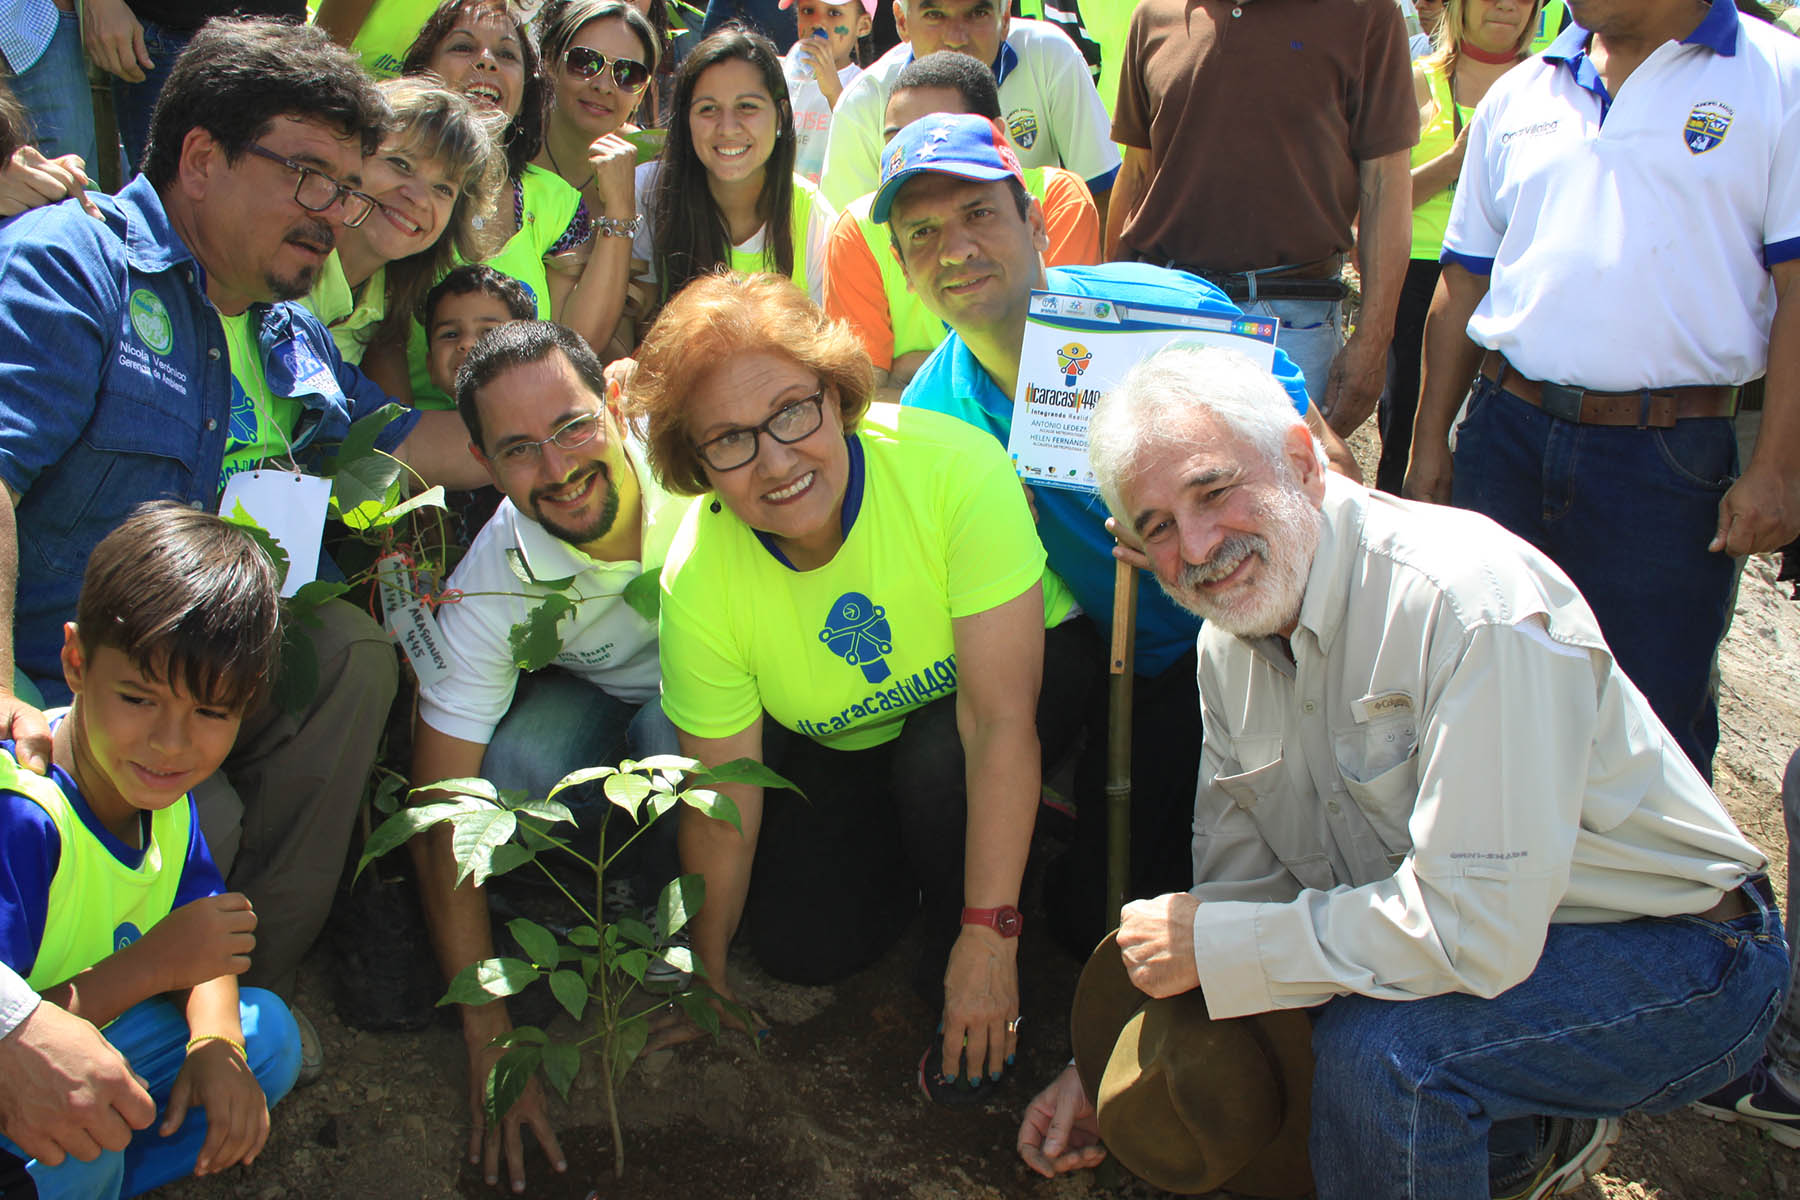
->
xmin=345 ymin=0 xmax=441 ymax=80
xmin=658 ymin=403 xmax=1047 ymax=751
xmin=219 ymin=311 xmax=301 ymax=487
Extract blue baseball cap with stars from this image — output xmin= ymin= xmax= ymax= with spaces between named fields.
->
xmin=872 ymin=112 xmax=1027 ymax=225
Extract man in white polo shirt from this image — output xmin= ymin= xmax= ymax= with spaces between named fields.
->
xmin=408 ymin=321 xmax=689 ymax=1193
xmin=816 ymin=0 xmax=1119 ymax=219
xmin=1406 ymin=0 xmax=1800 ymax=780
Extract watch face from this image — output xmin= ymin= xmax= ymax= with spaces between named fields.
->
xmin=995 ymin=907 xmax=1023 ymax=937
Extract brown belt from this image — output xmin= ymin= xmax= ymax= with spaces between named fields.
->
xmin=1478 ymin=351 xmax=1736 ymax=428
xmin=1696 ymin=885 xmax=1754 ymax=924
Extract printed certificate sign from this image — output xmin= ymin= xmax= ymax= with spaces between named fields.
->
xmin=1007 ymin=291 xmax=1280 ymax=492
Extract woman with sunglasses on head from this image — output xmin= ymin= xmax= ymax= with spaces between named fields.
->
xmin=304 ymin=77 xmax=506 ymax=371
xmin=630 ymin=273 xmax=1085 ymax=1105
xmin=373 ymin=0 xmax=633 ymax=405
xmin=633 ymin=25 xmax=833 ymax=317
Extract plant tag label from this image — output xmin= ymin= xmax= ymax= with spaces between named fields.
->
xmin=390 ymin=597 xmax=453 ymax=688
xmin=374 ymin=553 xmax=413 ymax=628
xmin=219 ymin=470 xmax=329 ymax=597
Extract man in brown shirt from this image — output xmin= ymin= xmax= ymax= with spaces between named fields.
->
xmin=1107 ymin=0 xmax=1418 ymax=440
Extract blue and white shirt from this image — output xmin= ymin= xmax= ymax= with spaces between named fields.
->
xmin=1440 ymin=2 xmax=1800 ymax=391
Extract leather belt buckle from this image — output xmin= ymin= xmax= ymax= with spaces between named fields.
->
xmin=1538 ymin=382 xmax=1585 ymax=424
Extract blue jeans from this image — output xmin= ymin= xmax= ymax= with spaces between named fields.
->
xmin=1239 ymin=296 xmax=1344 ymax=408
xmin=1450 ymin=380 xmax=1738 ymax=777
xmin=109 ymin=19 xmax=187 ymax=176
xmin=5 ymin=10 xmax=98 ymax=169
xmin=0 ymin=989 xmax=301 ymax=1199
xmin=1309 ymin=884 xmax=1788 ymax=1199
xmin=1766 ymin=748 xmax=1800 ymax=1094
xmin=480 ymin=669 xmax=680 ymax=886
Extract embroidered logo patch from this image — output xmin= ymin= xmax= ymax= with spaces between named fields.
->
xmin=1006 ymin=108 xmax=1039 ymax=150
xmin=128 ymin=289 xmax=174 ymax=355
xmin=1683 ymin=101 xmax=1732 ymax=154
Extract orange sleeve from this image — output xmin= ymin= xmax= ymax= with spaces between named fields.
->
xmin=822 ymin=207 xmax=895 ymax=371
xmin=1040 ymin=168 xmax=1101 ymax=268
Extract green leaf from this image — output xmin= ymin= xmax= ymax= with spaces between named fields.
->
xmin=272 ymin=617 xmax=318 ymax=714
xmin=546 ymin=765 xmax=616 ymax=799
xmin=657 ymin=874 xmax=705 ymax=939
xmin=221 ymin=500 xmax=291 ymax=587
xmin=440 ymin=957 xmax=539 ymax=1006
xmin=513 ymin=816 xmax=564 ymax=853
xmin=328 ymin=402 xmax=406 ymax=473
xmin=485 ymin=1044 xmax=541 ymax=1123
xmin=289 ymin=579 xmax=351 ymax=611
xmin=547 ymin=969 xmax=589 ymax=1020
xmin=507 ymin=592 xmax=575 ymax=671
xmin=680 ymin=787 xmax=741 ymax=832
xmin=410 ymin=776 xmax=499 ymax=804
xmin=490 ymin=1025 xmax=549 ymax=1047
xmin=622 ymin=566 xmax=661 ymax=623
xmin=540 ymin=1042 xmax=581 ymax=1101
xmin=354 ymin=800 xmax=470 ymax=877
xmin=507 ymin=918 xmax=559 ymax=969
xmin=578 ymin=952 xmax=600 ymax=987
xmin=648 ymin=792 xmax=678 ymax=821
xmin=566 ymin=925 xmax=600 ymax=947
xmin=370 ymin=485 xmax=447 ymax=527
xmin=656 ymin=945 xmax=695 ymax=976
xmin=613 ymin=948 xmax=649 ymax=984
xmin=602 ymin=771 xmax=651 ymax=817
xmin=624 ymin=128 xmax=667 ymax=164
xmin=609 ymin=1014 xmax=650 ymax=1083
xmin=613 ymin=916 xmax=655 ymax=949
xmin=332 ymin=453 xmax=407 ymax=526
xmin=691 ymin=757 xmax=801 ymax=792
xmin=487 ymin=843 xmax=533 ymax=878
xmin=627 ymin=754 xmax=701 ymax=774
xmin=450 ymin=807 xmax=518 ymax=888
xmin=368 ymin=770 xmax=407 ymax=816
xmin=509 ymin=795 xmax=576 ymax=826
xmin=674 ymin=990 xmax=721 ymax=1036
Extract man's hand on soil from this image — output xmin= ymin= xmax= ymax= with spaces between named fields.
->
xmin=1117 ymin=893 xmax=1201 ymax=998
xmin=467 ymin=1037 xmax=566 ymax=1193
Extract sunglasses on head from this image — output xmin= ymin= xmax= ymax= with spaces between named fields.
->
xmin=562 ymin=46 xmax=651 ymax=92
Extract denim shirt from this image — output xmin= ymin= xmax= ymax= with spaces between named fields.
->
xmin=0 ymin=175 xmax=420 ymax=700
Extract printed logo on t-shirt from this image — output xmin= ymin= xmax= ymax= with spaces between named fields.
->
xmin=128 ymin=289 xmax=174 ymax=356
xmin=818 ymin=591 xmax=894 ymax=682
xmin=1684 ymin=101 xmax=1733 ymax=155
xmin=113 ymin=921 xmax=143 ymax=952
xmin=1007 ymin=109 xmax=1039 ymax=150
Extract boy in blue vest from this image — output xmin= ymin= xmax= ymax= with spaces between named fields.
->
xmin=0 ymin=501 xmax=301 ymax=1198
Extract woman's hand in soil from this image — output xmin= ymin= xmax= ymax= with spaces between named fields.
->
xmin=468 ymin=1037 xmax=566 ymax=1194
xmin=1016 ymin=1065 xmax=1106 ymax=1179
xmin=939 ymin=926 xmax=1019 ymax=1083
xmin=161 ymin=1040 xmax=269 ymax=1175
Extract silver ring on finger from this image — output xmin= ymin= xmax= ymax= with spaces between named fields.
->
xmin=1006 ymin=1016 xmax=1023 ymax=1034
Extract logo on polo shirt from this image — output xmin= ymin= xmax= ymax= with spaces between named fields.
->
xmin=1007 ymin=108 xmax=1039 ymax=150
xmin=128 ymin=289 xmax=174 ymax=356
xmin=819 ymin=591 xmax=894 ymax=683
xmin=114 ymin=922 xmax=143 ymax=951
xmin=1683 ymin=101 xmax=1733 ymax=154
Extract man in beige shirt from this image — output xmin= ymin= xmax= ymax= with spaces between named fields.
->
xmin=1015 ymin=345 xmax=1787 ymax=1199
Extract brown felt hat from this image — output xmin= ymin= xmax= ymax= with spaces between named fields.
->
xmin=1070 ymin=933 xmax=1315 ymax=1197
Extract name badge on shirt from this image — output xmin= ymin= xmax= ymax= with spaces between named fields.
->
xmin=1351 ymin=691 xmax=1415 ymax=724
xmin=219 ymin=470 xmax=329 ymax=598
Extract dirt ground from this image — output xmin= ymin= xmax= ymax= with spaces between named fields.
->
xmin=150 ymin=425 xmax=1800 ymax=1200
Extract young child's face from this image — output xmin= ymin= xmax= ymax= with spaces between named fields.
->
xmin=64 ymin=640 xmax=244 ymax=824
xmin=429 ymin=291 xmax=519 ymax=394
xmin=794 ymin=0 xmax=870 ymax=68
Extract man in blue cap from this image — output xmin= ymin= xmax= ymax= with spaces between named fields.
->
xmin=879 ymin=111 xmax=1357 ymax=952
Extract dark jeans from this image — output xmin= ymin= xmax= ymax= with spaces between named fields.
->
xmin=110 ymin=20 xmax=189 ymax=176
xmin=1376 ymin=257 xmax=1444 ymax=495
xmin=1451 ymin=379 xmax=1738 ymax=778
xmin=743 ymin=620 xmax=1097 ymax=999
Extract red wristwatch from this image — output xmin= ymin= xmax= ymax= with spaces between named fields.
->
xmin=961 ymin=905 xmax=1024 ymax=937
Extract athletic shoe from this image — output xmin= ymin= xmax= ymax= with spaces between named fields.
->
xmin=1491 ymin=1116 xmax=1620 ymax=1200
xmin=1692 ymin=1062 xmax=1800 ymax=1149
xmin=294 ymin=1007 xmax=324 ymax=1088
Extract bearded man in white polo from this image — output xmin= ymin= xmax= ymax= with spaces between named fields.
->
xmin=1014 ymin=345 xmax=1785 ymax=1200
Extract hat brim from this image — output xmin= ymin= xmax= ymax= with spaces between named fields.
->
xmin=871 ymin=161 xmax=1020 ymax=225
xmin=1071 ymin=932 xmax=1315 ymax=1198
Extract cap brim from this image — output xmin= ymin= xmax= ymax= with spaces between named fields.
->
xmin=872 ymin=161 xmax=1020 ymax=225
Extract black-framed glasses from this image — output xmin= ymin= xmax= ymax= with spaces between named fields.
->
xmin=563 ymin=46 xmax=652 ymax=92
xmin=245 ymin=144 xmax=377 ymax=228
xmin=492 ymin=412 xmax=603 ymax=467
xmin=693 ymin=391 xmax=826 ymax=472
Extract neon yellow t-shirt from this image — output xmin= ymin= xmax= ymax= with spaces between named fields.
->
xmin=219 ymin=311 xmax=301 ymax=487
xmin=345 ymin=0 xmax=441 ymax=80
xmin=659 ymin=403 xmax=1047 ymax=751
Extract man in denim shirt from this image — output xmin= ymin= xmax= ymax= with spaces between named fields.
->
xmin=0 ymin=19 xmax=481 ymax=1061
